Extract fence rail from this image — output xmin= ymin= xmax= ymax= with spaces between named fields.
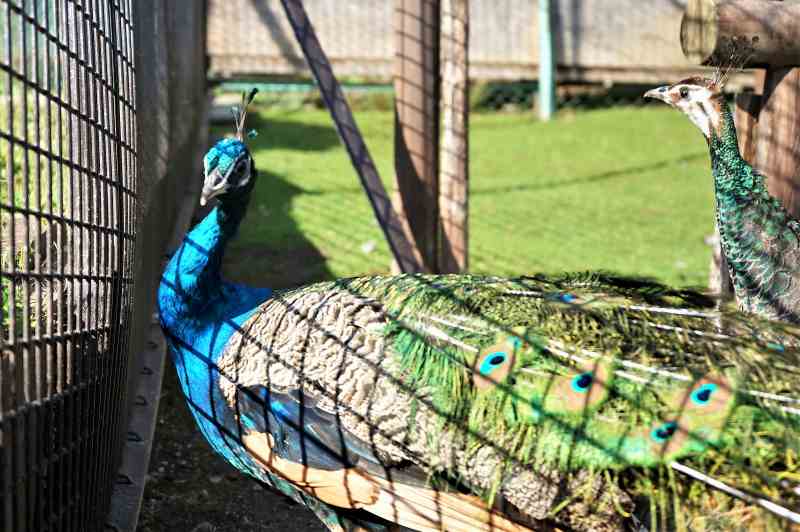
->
xmin=0 ymin=1 xmax=138 ymax=530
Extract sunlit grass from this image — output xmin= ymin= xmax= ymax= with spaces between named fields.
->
xmin=220 ymin=104 xmax=715 ymax=289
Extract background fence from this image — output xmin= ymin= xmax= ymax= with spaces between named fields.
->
xmin=209 ymin=0 xmax=706 ymax=84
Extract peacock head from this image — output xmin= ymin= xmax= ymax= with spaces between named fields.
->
xmin=643 ymin=77 xmax=727 ymax=141
xmin=200 ymin=137 xmax=255 ymax=206
xmin=200 ymin=88 xmax=259 ymax=207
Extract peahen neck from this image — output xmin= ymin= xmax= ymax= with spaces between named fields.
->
xmin=708 ymin=101 xmax=767 ymax=203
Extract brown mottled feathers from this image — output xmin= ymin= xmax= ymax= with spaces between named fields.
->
xmin=243 ymin=431 xmax=537 ymax=532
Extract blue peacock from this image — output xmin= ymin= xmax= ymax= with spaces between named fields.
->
xmin=645 ymin=72 xmax=800 ymax=324
xmin=158 ymin=90 xmax=800 ymax=531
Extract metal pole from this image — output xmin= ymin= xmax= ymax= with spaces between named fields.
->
xmin=538 ymin=0 xmax=556 ymax=121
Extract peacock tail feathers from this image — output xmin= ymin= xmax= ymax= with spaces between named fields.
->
xmin=213 ymin=271 xmax=800 ymax=528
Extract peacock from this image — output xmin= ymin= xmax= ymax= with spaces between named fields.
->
xmin=644 ymin=72 xmax=800 ymax=324
xmin=158 ymin=90 xmax=800 ymax=531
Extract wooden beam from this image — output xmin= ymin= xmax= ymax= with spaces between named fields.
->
xmin=394 ymin=0 xmax=441 ymax=272
xmin=438 ymin=0 xmax=469 ymax=273
xmin=681 ymin=0 xmax=800 ymax=67
xmin=756 ymin=67 xmax=800 ymax=219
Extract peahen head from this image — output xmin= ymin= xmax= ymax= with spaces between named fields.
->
xmin=200 ymin=137 xmax=255 ymax=206
xmin=643 ymin=77 xmax=728 ymax=141
xmin=200 ymin=88 xmax=259 ymax=207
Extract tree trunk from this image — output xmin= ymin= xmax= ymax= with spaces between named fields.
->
xmin=756 ymin=67 xmax=800 ymax=220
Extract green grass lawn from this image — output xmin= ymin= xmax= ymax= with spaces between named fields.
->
xmin=219 ymin=104 xmax=715 ymax=289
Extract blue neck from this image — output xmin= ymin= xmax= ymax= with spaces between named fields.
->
xmin=158 ymin=197 xmax=270 ymax=410
xmin=159 ymin=197 xmax=270 ymax=332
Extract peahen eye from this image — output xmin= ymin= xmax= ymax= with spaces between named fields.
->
xmin=690 ymin=383 xmax=717 ymax=405
xmin=679 ymin=87 xmax=689 ymax=98
xmin=570 ymin=372 xmax=593 ymax=393
xmin=479 ymin=351 xmax=507 ymax=375
xmin=651 ymin=421 xmax=678 ymax=443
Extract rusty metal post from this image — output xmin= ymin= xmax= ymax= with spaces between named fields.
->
xmin=394 ymin=0 xmax=441 ymax=272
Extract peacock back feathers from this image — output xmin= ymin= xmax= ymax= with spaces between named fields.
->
xmin=216 ymin=272 xmax=800 ymax=529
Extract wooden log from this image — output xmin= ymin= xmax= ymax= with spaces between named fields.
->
xmin=394 ymin=0 xmax=441 ymax=272
xmin=756 ymin=67 xmax=800 ymax=219
xmin=438 ymin=0 xmax=469 ymax=273
xmin=681 ymin=0 xmax=800 ymax=67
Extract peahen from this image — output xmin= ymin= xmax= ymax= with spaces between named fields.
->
xmin=158 ymin=90 xmax=800 ymax=531
xmin=644 ymin=74 xmax=800 ymax=323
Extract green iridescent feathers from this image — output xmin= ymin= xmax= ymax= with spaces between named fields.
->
xmin=707 ymin=99 xmax=800 ymax=323
xmin=329 ymin=273 xmax=800 ymax=509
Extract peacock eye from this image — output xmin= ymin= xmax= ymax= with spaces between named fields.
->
xmin=690 ymin=383 xmax=717 ymax=405
xmin=571 ymin=372 xmax=593 ymax=393
xmin=679 ymin=87 xmax=689 ymax=99
xmin=651 ymin=421 xmax=678 ymax=443
xmin=479 ymin=351 xmax=507 ymax=375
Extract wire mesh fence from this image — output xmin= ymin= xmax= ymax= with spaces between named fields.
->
xmin=0 ymin=0 xmax=137 ymax=530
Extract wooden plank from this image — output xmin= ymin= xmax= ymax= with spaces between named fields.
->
xmin=438 ymin=0 xmax=469 ymax=273
xmin=681 ymin=0 xmax=800 ymax=67
xmin=756 ymin=67 xmax=800 ymax=219
xmin=394 ymin=0 xmax=440 ymax=272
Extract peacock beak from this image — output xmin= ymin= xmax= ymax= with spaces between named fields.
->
xmin=643 ymin=86 xmax=670 ymax=103
xmin=200 ymin=167 xmax=230 ymax=206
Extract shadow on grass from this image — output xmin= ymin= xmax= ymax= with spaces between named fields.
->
xmin=240 ymin=112 xmax=342 ymax=153
xmin=208 ymin=116 xmax=341 ymax=289
xmin=222 ymin=167 xmax=334 ymax=290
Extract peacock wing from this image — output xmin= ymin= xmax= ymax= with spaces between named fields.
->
xmin=214 ymin=274 xmax=633 ymax=530
xmin=728 ymin=194 xmax=800 ymax=322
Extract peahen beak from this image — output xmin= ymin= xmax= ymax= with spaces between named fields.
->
xmin=643 ymin=86 xmax=670 ymax=103
xmin=199 ymin=168 xmax=229 ymax=206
